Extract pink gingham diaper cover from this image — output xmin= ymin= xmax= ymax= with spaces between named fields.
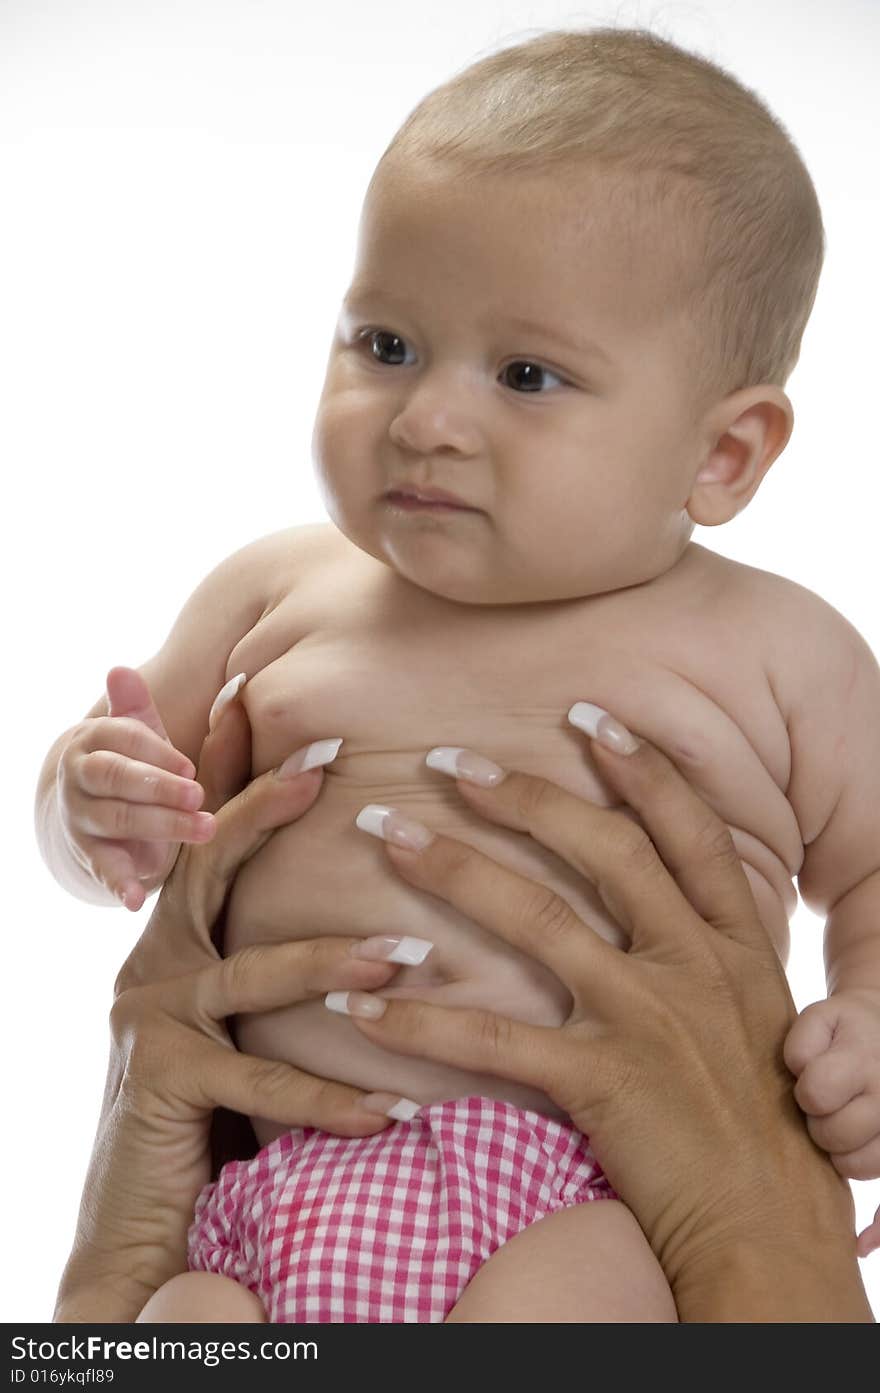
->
xmin=187 ymin=1094 xmax=616 ymax=1322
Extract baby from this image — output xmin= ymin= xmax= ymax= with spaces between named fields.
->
xmin=38 ymin=29 xmax=880 ymax=1322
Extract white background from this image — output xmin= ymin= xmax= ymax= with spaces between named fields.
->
xmin=1 ymin=0 xmax=878 ymax=1322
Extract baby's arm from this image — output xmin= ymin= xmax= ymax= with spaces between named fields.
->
xmin=768 ymin=582 xmax=880 ymax=1217
xmin=35 ymin=527 xmax=303 ymax=910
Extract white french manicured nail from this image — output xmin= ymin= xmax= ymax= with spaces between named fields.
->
xmin=278 ymin=738 xmax=343 ymax=779
xmin=324 ymin=990 xmax=388 ymax=1020
xmin=355 ymin=804 xmax=435 ymax=852
xmin=426 ymin=746 xmax=507 ymax=787
xmin=360 ymin=1092 xmax=422 ymax=1121
xmin=208 ymin=673 xmax=247 ymax=731
xmin=568 ymin=702 xmax=640 ymax=755
xmin=387 ymin=1097 xmax=422 ymax=1121
xmin=350 ymin=935 xmax=434 ymax=965
xmin=567 ymin=702 xmax=606 ymax=737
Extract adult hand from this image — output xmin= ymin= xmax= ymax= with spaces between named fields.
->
xmin=336 ymin=708 xmax=873 ymax=1322
xmin=54 ymin=700 xmax=401 ymax=1324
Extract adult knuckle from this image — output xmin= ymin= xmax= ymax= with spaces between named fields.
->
xmin=109 ymin=989 xmax=153 ymax=1059
xmin=617 ymin=823 xmax=659 ymax=878
xmin=519 ymin=882 xmax=574 ymax=943
xmin=692 ymin=814 xmax=739 ymax=871
xmin=250 ymin=1055 xmax=296 ymax=1101
xmin=473 ymin=1008 xmax=514 ymax=1056
xmin=512 ymin=774 xmax=555 ymax=828
xmin=437 ymin=839 xmax=478 ymax=881
xmin=220 ymin=945 xmax=264 ymax=1006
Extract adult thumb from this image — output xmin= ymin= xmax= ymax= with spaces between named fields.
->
xmin=106 ymin=665 xmax=170 ymax=740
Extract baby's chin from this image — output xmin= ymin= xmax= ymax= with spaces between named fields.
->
xmin=330 ymin=509 xmax=679 ymax=607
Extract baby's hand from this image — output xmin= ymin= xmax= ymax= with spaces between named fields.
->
xmin=785 ymin=989 xmax=880 ymax=1251
xmin=56 ymin=666 xmax=214 ymax=912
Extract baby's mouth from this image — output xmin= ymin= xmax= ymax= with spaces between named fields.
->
xmin=383 ymin=487 xmax=481 ymax=513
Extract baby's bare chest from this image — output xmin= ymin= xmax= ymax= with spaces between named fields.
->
xmin=226 ymin=559 xmax=802 ymax=877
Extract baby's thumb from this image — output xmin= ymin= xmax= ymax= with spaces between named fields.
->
xmin=106 ymin=666 xmax=170 ymax=741
xmin=783 ymin=998 xmax=837 ymax=1077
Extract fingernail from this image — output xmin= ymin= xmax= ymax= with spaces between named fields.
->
xmin=355 ymin=804 xmax=435 ymax=852
xmin=360 ymin=1092 xmax=422 ymax=1121
xmin=568 ymin=702 xmax=640 ymax=755
xmin=208 ymin=673 xmax=246 ymax=732
xmin=349 ymin=935 xmax=434 ymax=965
xmin=278 ymin=738 xmax=343 ymax=779
xmin=425 ymin=746 xmax=507 ymax=787
xmin=324 ymin=990 xmax=388 ymax=1020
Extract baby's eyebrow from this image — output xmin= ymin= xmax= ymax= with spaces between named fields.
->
xmin=500 ymin=315 xmax=614 ymax=367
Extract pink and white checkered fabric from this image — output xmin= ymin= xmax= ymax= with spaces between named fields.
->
xmin=188 ymin=1094 xmax=615 ymax=1323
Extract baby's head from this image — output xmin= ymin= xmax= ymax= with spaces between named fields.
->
xmin=312 ymin=28 xmax=823 ymax=605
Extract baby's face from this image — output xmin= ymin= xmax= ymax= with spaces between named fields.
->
xmin=312 ymin=160 xmax=708 ymax=605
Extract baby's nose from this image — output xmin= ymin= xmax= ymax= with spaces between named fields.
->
xmin=389 ymin=376 xmax=483 ymax=457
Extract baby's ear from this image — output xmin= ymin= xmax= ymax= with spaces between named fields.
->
xmin=686 ymin=385 xmax=793 ymax=527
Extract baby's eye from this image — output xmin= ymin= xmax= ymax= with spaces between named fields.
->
xmin=364 ymin=330 xmax=413 ymax=366
xmin=501 ymin=361 xmax=565 ymax=393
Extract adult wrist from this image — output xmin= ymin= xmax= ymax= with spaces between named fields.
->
xmin=672 ymin=1228 xmax=872 ymax=1322
xmin=54 ymin=1261 xmax=154 ymax=1324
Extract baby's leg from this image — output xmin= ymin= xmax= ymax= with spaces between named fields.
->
xmin=446 ymin=1199 xmax=677 ymax=1323
xmin=137 ymin=1272 xmax=267 ymax=1323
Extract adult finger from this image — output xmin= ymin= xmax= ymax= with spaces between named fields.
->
xmin=181 ymin=938 xmax=402 ymax=1023
xmin=377 ymin=826 xmax=628 ymax=1011
xmin=325 ymin=990 xmax=586 ymax=1102
xmin=195 ymin=696 xmax=253 ymax=815
xmin=581 ymin=711 xmax=763 ymax=946
xmin=413 ymin=756 xmax=697 ymax=948
xmin=189 ymin=1037 xmax=394 ymax=1138
xmin=200 ymin=758 xmax=326 ymax=888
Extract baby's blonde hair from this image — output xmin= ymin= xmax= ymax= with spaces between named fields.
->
xmin=377 ymin=28 xmax=824 ymax=403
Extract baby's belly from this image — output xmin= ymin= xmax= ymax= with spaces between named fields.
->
xmin=225 ymin=757 xmax=794 ymax=1145
xmin=225 ymin=763 xmax=617 ymax=1141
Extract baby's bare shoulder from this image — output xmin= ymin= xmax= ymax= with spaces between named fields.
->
xmin=698 ymin=548 xmax=875 ymax=714
xmin=224 ymin=522 xmax=348 ymax=603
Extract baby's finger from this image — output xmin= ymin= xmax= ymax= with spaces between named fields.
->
xmin=806 ymin=1093 xmax=879 ymax=1156
xmin=87 ymin=838 xmax=143 ymax=908
xmin=106 ymin=665 xmax=174 ymax=744
xmin=793 ymin=1049 xmax=863 ymax=1118
xmin=78 ymin=797 xmax=215 ymax=845
xmin=830 ymin=1134 xmax=880 ymax=1184
xmin=783 ymin=999 xmax=836 ymax=1077
xmin=77 ymin=750 xmax=204 ymax=812
xmin=79 ymin=717 xmax=195 ymax=778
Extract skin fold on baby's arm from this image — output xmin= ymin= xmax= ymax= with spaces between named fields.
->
xmin=746 ymin=572 xmax=880 ymax=1200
